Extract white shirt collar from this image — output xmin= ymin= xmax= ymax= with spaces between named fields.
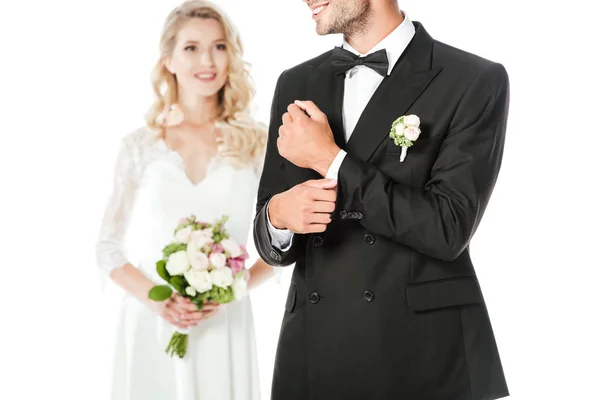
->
xmin=341 ymin=12 xmax=416 ymax=76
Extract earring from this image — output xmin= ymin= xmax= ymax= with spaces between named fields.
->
xmin=157 ymin=103 xmax=184 ymax=127
xmin=164 ymin=103 xmax=184 ymax=126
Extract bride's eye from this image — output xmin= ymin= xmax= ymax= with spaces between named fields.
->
xmin=185 ymin=45 xmax=197 ymax=51
xmin=216 ymin=43 xmax=226 ymax=51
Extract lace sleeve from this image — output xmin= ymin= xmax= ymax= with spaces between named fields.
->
xmin=95 ymin=136 xmax=140 ymax=276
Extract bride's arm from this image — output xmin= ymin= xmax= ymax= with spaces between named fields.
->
xmin=247 ymin=258 xmax=275 ymax=290
xmin=95 ymin=137 xmax=149 ymax=299
xmin=94 ymin=137 xmax=199 ymax=327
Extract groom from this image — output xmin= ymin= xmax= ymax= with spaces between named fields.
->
xmin=254 ymin=0 xmax=510 ymax=399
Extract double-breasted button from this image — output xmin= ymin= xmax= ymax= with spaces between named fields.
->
xmin=339 ymin=210 xmax=347 ymax=219
xmin=364 ymin=233 xmax=375 ymax=245
xmin=312 ymin=235 xmax=324 ymax=247
xmin=269 ymin=250 xmax=281 ymax=261
xmin=354 ymin=212 xmax=363 ymax=220
xmin=309 ymin=291 xmax=320 ymax=304
xmin=363 ymin=290 xmax=375 ymax=302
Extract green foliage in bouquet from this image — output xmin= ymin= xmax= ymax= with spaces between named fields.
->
xmin=191 ymin=285 xmax=235 ymax=309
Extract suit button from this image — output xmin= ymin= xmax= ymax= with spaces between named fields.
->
xmin=363 ymin=290 xmax=375 ymax=302
xmin=269 ymin=250 xmax=281 ymax=260
xmin=364 ymin=233 xmax=375 ymax=245
xmin=312 ymin=235 xmax=324 ymax=247
xmin=339 ymin=210 xmax=347 ymax=219
xmin=309 ymin=292 xmax=320 ymax=304
xmin=354 ymin=212 xmax=363 ymax=219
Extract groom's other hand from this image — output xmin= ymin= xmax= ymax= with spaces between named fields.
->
xmin=269 ymin=179 xmax=337 ymax=234
xmin=277 ymin=100 xmax=340 ymax=176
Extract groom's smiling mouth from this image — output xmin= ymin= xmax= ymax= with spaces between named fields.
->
xmin=311 ymin=2 xmax=329 ymax=18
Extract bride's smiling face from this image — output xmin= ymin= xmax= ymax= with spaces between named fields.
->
xmin=165 ymin=18 xmax=229 ymax=98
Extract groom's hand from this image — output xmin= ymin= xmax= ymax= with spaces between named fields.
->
xmin=278 ymin=100 xmax=340 ymax=176
xmin=269 ymin=179 xmax=337 ymax=233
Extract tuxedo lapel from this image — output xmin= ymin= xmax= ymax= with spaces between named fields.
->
xmin=345 ymin=22 xmax=442 ymax=163
xmin=305 ymin=63 xmax=346 ymax=150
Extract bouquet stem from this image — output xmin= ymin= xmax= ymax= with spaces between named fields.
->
xmin=165 ymin=331 xmax=189 ymax=358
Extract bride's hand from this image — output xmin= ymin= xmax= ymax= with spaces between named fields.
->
xmin=147 ymin=293 xmax=196 ymax=329
xmin=172 ymin=296 xmax=222 ymax=326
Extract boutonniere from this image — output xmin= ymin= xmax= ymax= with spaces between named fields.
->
xmin=389 ymin=114 xmax=421 ymax=162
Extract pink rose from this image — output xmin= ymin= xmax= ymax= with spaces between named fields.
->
xmin=403 ymin=126 xmax=421 ymax=141
xmin=212 ymin=243 xmax=224 ymax=254
xmin=227 ymin=258 xmax=245 ymax=275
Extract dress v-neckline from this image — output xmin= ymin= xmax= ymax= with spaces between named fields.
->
xmin=157 ymin=139 xmax=220 ymax=187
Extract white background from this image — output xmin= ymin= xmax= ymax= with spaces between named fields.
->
xmin=1 ymin=0 xmax=599 ymax=399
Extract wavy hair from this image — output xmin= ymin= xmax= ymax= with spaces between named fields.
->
xmin=145 ymin=0 xmax=266 ymax=169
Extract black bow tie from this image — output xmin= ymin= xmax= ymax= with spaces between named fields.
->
xmin=331 ymin=47 xmax=389 ymax=77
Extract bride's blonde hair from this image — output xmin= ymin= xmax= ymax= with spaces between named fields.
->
xmin=145 ymin=0 xmax=266 ymax=169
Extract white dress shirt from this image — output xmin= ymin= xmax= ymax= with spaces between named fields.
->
xmin=267 ymin=14 xmax=416 ymax=251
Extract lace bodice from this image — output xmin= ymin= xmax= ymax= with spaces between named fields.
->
xmin=95 ymin=125 xmax=263 ymax=279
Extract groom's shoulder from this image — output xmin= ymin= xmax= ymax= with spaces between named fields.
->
xmin=431 ymin=37 xmax=508 ymax=83
xmin=279 ymin=49 xmax=333 ymax=81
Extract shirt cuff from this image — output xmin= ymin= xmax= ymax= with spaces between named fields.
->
xmin=325 ymin=149 xmax=347 ymax=180
xmin=266 ymin=198 xmax=294 ymax=251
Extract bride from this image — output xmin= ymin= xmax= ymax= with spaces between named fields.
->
xmin=95 ymin=1 xmax=273 ymax=399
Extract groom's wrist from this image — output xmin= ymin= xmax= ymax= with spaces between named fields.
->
xmin=267 ymin=194 xmax=286 ymax=229
xmin=313 ymin=144 xmax=341 ymax=177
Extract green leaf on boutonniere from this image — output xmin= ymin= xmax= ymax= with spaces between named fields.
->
xmin=389 ymin=116 xmax=414 ymax=148
xmin=148 ymin=285 xmax=173 ymax=301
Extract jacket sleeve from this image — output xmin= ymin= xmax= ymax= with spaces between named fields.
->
xmin=335 ymin=62 xmax=510 ymax=261
xmin=253 ymin=70 xmax=305 ymax=266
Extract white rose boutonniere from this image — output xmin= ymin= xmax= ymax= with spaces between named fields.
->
xmin=389 ymin=114 xmax=421 ymax=162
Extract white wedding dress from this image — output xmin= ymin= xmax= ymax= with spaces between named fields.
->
xmin=96 ymin=125 xmax=262 ymax=400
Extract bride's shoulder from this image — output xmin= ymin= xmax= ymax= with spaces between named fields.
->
xmin=116 ymin=125 xmax=162 ymax=168
xmin=218 ymin=117 xmax=267 ymax=176
xmin=122 ymin=125 xmax=159 ymax=150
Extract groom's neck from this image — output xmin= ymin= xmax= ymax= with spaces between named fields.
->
xmin=344 ymin=3 xmax=404 ymax=54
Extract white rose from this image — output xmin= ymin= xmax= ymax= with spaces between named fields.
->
xmin=187 ymin=250 xmax=209 ymax=270
xmin=209 ymin=252 xmax=227 ymax=269
xmin=184 ymin=269 xmax=213 ymax=293
xmin=394 ymin=123 xmax=405 ymax=136
xmin=403 ymin=114 xmax=420 ymax=127
xmin=210 ymin=267 xmax=234 ymax=289
xmin=165 ymin=250 xmax=189 ymax=276
xmin=174 ymin=226 xmax=193 ymax=244
xmin=404 ymin=126 xmax=421 ymax=141
xmin=232 ymin=275 xmax=248 ymax=301
xmin=185 ymin=286 xmax=197 ymax=297
xmin=189 ymin=231 xmax=214 ymax=250
xmin=220 ymin=238 xmax=242 ymax=258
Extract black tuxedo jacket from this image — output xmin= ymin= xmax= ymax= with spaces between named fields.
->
xmin=254 ymin=22 xmax=509 ymax=400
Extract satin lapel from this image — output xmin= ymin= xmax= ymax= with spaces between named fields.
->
xmin=345 ymin=22 xmax=442 ymax=163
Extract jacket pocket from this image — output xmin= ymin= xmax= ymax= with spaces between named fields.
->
xmin=285 ymin=283 xmax=297 ymax=312
xmin=405 ymin=277 xmax=483 ymax=312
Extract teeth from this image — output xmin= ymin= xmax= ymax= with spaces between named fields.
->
xmin=197 ymin=74 xmax=215 ymax=79
xmin=313 ymin=5 xmax=326 ymax=15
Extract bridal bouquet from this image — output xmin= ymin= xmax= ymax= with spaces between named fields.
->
xmin=148 ymin=214 xmax=250 ymax=358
